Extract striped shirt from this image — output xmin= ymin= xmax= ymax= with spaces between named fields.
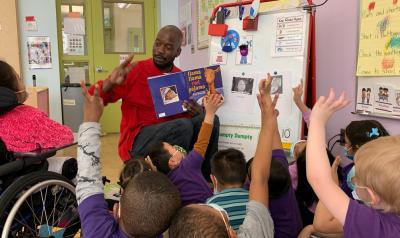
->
xmin=207 ymin=188 xmax=249 ymax=230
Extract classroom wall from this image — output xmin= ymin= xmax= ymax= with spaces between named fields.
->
xmin=18 ymin=0 xmax=63 ymax=123
xmin=157 ymin=0 xmax=181 ymax=67
xmin=315 ymin=0 xmax=400 ymax=144
xmin=178 ymin=0 xmax=209 ymax=70
xmin=0 ymin=0 xmax=21 ymax=73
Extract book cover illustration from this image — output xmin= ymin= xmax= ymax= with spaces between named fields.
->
xmin=148 ymin=65 xmax=223 ymax=118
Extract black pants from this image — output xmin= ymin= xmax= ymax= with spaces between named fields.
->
xmin=130 ymin=114 xmax=220 ymax=181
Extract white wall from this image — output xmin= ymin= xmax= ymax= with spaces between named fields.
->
xmin=157 ymin=0 xmax=180 ymax=67
xmin=18 ymin=0 xmax=62 ymax=123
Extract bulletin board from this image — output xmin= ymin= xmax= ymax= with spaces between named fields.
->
xmin=355 ymin=0 xmax=400 ymax=120
xmin=209 ymin=7 xmax=312 ymax=158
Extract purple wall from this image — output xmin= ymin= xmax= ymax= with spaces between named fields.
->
xmin=178 ymin=0 xmax=400 ymax=142
xmin=315 ymin=0 xmax=399 ymax=142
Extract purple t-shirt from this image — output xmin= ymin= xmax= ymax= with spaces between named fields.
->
xmin=78 ymin=194 xmax=128 ymax=238
xmin=168 ymin=150 xmax=213 ymax=206
xmin=344 ymin=199 xmax=400 ymax=237
xmin=269 ymin=149 xmax=303 ymax=238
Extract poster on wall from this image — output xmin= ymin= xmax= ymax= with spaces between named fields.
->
xmin=393 ymin=89 xmax=400 ymax=117
xmin=219 ymin=126 xmax=260 ymax=160
xmin=25 ymin=16 xmax=38 ymax=31
xmin=373 ymin=84 xmax=394 ymax=115
xmin=27 ymin=36 xmax=52 ymax=69
xmin=356 ymin=0 xmax=400 ymax=76
xmin=196 ymin=0 xmax=237 ymax=49
xmin=236 ymin=35 xmax=253 ymax=65
xmin=259 ymin=0 xmax=300 ymax=12
xmin=356 ymin=84 xmax=374 ymax=113
xmin=271 ymin=13 xmax=306 ymax=57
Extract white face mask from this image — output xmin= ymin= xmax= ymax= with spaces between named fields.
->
xmin=352 ymin=187 xmax=372 ymax=206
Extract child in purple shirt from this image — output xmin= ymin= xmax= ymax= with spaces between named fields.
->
xmin=146 ymin=94 xmax=224 ymax=206
xmin=306 ymin=89 xmax=400 ymax=238
xmin=247 ymin=122 xmax=303 ymax=237
xmin=76 ymin=83 xmax=181 ymax=238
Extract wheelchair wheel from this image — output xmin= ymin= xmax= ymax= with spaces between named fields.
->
xmin=0 ymin=171 xmax=81 ymax=238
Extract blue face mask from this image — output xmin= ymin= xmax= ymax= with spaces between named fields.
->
xmin=344 ymin=147 xmax=354 ymax=160
xmin=346 ymin=166 xmax=356 ymax=190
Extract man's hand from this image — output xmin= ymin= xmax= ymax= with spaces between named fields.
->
xmin=257 ymin=73 xmax=279 ymax=124
xmin=183 ymin=100 xmax=203 ymax=116
xmin=310 ymin=89 xmax=350 ymax=125
xmin=203 ymin=94 xmax=224 ymax=115
xmin=103 ymin=54 xmax=137 ymax=92
xmin=293 ymin=79 xmax=304 ymax=102
xmin=81 ymin=81 xmax=104 ymax=122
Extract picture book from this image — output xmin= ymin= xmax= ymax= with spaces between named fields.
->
xmin=148 ymin=65 xmax=223 ymax=118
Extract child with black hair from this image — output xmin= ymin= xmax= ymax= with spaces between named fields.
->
xmin=247 ymin=111 xmax=303 ymax=238
xmin=207 ymin=148 xmax=248 ymax=230
xmin=169 ymin=73 xmax=277 ymax=238
xmin=76 ymin=82 xmax=181 ymax=238
xmin=146 ymin=93 xmax=224 ymax=206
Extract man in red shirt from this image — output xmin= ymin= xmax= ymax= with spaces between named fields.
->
xmin=89 ymin=25 xmax=219 ymax=179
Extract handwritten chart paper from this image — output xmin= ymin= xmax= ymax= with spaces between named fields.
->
xmin=357 ymin=0 xmax=400 ymax=76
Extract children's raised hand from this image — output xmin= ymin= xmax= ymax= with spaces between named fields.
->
xmin=310 ymin=88 xmax=350 ymax=124
xmin=257 ymin=73 xmax=279 ymax=121
xmin=81 ymin=80 xmax=104 ymax=122
xmin=293 ymin=79 xmax=304 ymax=102
xmin=107 ymin=54 xmax=137 ymax=86
xmin=331 ymin=156 xmax=341 ymax=185
xmin=203 ymin=94 xmax=224 ymax=114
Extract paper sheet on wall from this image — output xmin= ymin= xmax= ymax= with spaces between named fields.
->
xmin=259 ymin=0 xmax=300 ymax=12
xmin=356 ymin=0 xmax=400 ymax=76
xmin=64 ymin=17 xmax=85 ymax=35
xmin=27 ymin=36 xmax=52 ymax=69
xmin=180 ymin=2 xmax=192 ymax=24
xmin=219 ymin=126 xmax=260 ymax=160
xmin=67 ymin=67 xmax=86 ymax=84
xmin=66 ymin=35 xmax=84 ymax=55
xmin=271 ymin=13 xmax=306 ymax=57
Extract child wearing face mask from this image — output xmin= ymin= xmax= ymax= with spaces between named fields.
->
xmin=306 ymin=89 xmax=400 ymax=237
xmin=0 ymin=60 xmax=73 ymax=154
xmin=341 ymin=120 xmax=389 ymax=198
xmin=146 ymin=93 xmax=224 ymax=206
xmin=206 ymin=148 xmax=248 ymax=231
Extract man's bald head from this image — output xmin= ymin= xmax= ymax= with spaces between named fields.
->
xmin=153 ymin=25 xmax=183 ymax=71
xmin=158 ymin=25 xmax=183 ymax=48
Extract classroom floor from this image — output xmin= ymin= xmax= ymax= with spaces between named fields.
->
xmin=56 ymin=133 xmax=123 ymax=183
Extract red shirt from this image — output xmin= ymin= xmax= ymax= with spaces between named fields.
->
xmin=90 ymin=58 xmax=190 ymax=161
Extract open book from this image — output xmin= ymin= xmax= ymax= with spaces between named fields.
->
xmin=148 ymin=65 xmax=223 ymax=118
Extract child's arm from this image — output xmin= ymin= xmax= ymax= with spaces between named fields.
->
xmin=250 ymin=74 xmax=279 ymax=207
xmin=293 ymin=80 xmax=312 ymax=127
xmin=272 ymin=110 xmax=283 ymax=151
xmin=76 ymin=82 xmax=105 ymax=205
xmin=313 ymin=155 xmax=343 ymax=233
xmin=306 ymin=89 xmax=350 ymax=225
xmin=313 ymin=201 xmax=343 ymax=233
xmin=193 ymin=94 xmax=224 ymax=157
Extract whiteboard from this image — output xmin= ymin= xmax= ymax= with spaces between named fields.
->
xmin=209 ymin=9 xmax=311 ymax=152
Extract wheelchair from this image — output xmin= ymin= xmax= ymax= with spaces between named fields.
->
xmin=0 ymin=140 xmax=81 ymax=238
